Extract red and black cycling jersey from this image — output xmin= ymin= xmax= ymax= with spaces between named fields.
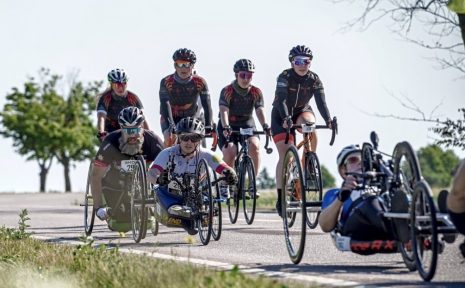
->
xmin=218 ymin=81 xmax=264 ymax=127
xmin=96 ymin=90 xmax=144 ymax=133
xmin=272 ymin=68 xmax=331 ymax=122
xmin=159 ymin=73 xmax=212 ymax=128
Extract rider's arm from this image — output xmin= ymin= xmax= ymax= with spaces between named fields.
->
xmin=199 ymin=81 xmax=213 ymax=128
xmin=319 ymin=199 xmax=344 ymax=232
xmin=96 ymin=96 xmax=107 ymax=133
xmin=219 ymin=105 xmax=230 ymax=127
xmin=312 ymin=76 xmax=331 ymax=124
xmin=255 ymin=107 xmax=267 ymax=127
xmin=159 ymin=78 xmax=175 ymax=127
xmin=448 ymin=159 xmax=465 ymax=213
xmin=275 ymin=74 xmax=290 ymax=119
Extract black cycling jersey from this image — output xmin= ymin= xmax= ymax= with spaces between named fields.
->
xmin=272 ymin=68 xmax=330 ymax=122
xmin=96 ymin=90 xmax=143 ymax=133
xmin=218 ymin=81 xmax=264 ymax=127
xmin=159 ymin=73 xmax=212 ymax=131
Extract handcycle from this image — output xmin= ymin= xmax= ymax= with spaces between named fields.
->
xmin=280 ymin=116 xmax=337 ymax=264
xmin=83 ymin=154 xmax=154 ymax=243
xmin=329 ymin=131 xmax=458 ymax=282
xmin=145 ymin=154 xmax=225 ymax=244
xmin=226 ymin=128 xmax=273 ymax=225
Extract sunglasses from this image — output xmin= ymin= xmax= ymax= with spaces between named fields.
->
xmin=344 ymin=155 xmax=361 ymax=165
xmin=293 ymin=58 xmax=311 ymax=66
xmin=179 ymin=133 xmax=202 ymax=142
xmin=238 ymin=71 xmax=253 ymax=80
xmin=122 ymin=127 xmax=141 ymax=135
xmin=175 ymin=62 xmax=192 ymax=68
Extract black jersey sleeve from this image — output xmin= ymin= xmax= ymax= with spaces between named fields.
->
xmin=312 ymin=74 xmax=331 ymax=123
xmin=143 ymin=130 xmax=165 ymax=162
xmin=274 ymin=72 xmax=290 ymax=119
xmin=199 ymin=80 xmax=213 ymax=127
xmin=159 ymin=78 xmax=174 ymax=125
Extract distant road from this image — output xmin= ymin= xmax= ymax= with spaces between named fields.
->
xmin=1 ymin=192 xmax=465 ymax=287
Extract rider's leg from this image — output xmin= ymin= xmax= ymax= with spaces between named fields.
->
xmin=296 ymin=111 xmax=317 ymax=152
xmin=248 ymin=136 xmax=260 ymax=173
xmin=274 ymin=137 xmax=293 ymax=216
xmin=448 ymin=159 xmax=465 ymax=215
xmin=221 ymin=143 xmax=237 ymax=168
xmin=90 ymin=164 xmax=106 ymax=209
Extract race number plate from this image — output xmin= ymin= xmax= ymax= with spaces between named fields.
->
xmin=240 ymin=127 xmax=254 ymax=136
xmin=301 ymin=124 xmax=315 ymax=133
xmin=121 ymin=160 xmax=138 ymax=172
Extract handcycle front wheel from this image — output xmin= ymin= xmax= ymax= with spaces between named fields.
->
xmin=211 ymin=170 xmax=222 ymax=241
xmin=196 ymin=158 xmax=213 ymax=245
xmin=84 ymin=161 xmax=95 ymax=236
xmin=282 ymin=145 xmax=306 ymax=264
xmin=242 ymin=156 xmax=257 ymax=225
xmin=130 ymin=155 xmax=148 ymax=243
xmin=304 ymin=152 xmax=322 ymax=229
xmin=412 ymin=179 xmax=438 ymax=282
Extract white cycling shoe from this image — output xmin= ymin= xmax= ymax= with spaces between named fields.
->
xmin=96 ymin=207 xmax=110 ymax=221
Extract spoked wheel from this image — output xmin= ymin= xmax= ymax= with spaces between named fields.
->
xmin=411 ymin=179 xmax=438 ymax=282
xmin=211 ymin=171 xmax=222 ymax=241
xmin=242 ymin=156 xmax=257 ymax=225
xmin=282 ymin=146 xmax=306 ymax=264
xmin=392 ymin=141 xmax=421 ymax=272
xmin=196 ymin=158 xmax=213 ymax=245
xmin=130 ymin=156 xmax=147 ymax=243
xmin=228 ymin=161 xmax=241 ymax=224
xmin=84 ymin=161 xmax=95 ymax=236
xmin=361 ymin=143 xmax=374 ymax=172
xmin=303 ymin=152 xmax=322 ymax=229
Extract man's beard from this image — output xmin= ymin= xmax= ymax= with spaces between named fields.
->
xmin=119 ymin=135 xmax=144 ymax=155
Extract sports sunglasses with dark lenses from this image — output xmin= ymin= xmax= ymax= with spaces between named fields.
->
xmin=344 ymin=155 xmax=361 ymax=165
xmin=293 ymin=58 xmax=311 ymax=66
xmin=122 ymin=127 xmax=141 ymax=135
xmin=238 ymin=71 xmax=253 ymax=80
xmin=179 ymin=133 xmax=202 ymax=142
xmin=175 ymin=62 xmax=192 ymax=68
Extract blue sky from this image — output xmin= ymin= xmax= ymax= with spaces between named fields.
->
xmin=0 ymin=0 xmax=463 ymax=192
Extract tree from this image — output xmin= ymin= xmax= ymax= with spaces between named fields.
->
xmin=334 ymin=0 xmax=465 ymax=75
xmin=417 ymin=144 xmax=460 ymax=187
xmin=321 ymin=165 xmax=336 ymax=188
xmin=257 ymin=167 xmax=276 ymax=189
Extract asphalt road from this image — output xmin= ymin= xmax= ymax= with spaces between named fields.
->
xmin=1 ymin=192 xmax=464 ymax=287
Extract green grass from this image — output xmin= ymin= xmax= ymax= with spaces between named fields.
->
xmin=0 ymin=210 xmax=312 ymax=288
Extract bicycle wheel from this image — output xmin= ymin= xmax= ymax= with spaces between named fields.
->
xmin=84 ymin=161 xmax=95 ymax=236
xmin=304 ymin=152 xmax=322 ymax=229
xmin=130 ymin=157 xmax=147 ymax=243
xmin=392 ymin=141 xmax=421 ymax=271
xmin=211 ymin=170 xmax=222 ymax=241
xmin=242 ymin=156 xmax=257 ymax=225
xmin=361 ymin=143 xmax=374 ymax=173
xmin=228 ymin=161 xmax=241 ymax=224
xmin=196 ymin=158 xmax=213 ymax=245
xmin=412 ymin=179 xmax=438 ymax=281
xmin=282 ymin=146 xmax=306 ymax=264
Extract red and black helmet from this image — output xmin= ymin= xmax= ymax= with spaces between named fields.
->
xmin=233 ymin=59 xmax=255 ymax=73
xmin=172 ymin=48 xmax=197 ymax=64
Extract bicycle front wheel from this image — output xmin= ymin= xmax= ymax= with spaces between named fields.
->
xmin=228 ymin=161 xmax=241 ymax=224
xmin=282 ymin=146 xmax=306 ymax=264
xmin=196 ymin=158 xmax=213 ymax=245
xmin=84 ymin=161 xmax=95 ymax=236
xmin=211 ymin=170 xmax=222 ymax=241
xmin=242 ymin=156 xmax=257 ymax=225
xmin=130 ymin=157 xmax=147 ymax=243
xmin=304 ymin=152 xmax=322 ymax=229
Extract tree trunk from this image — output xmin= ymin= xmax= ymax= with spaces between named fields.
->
xmin=459 ymin=14 xmax=465 ymax=49
xmin=39 ymin=165 xmax=49 ymax=193
xmin=63 ymin=156 xmax=72 ymax=193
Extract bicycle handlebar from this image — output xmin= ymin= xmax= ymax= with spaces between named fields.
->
xmin=284 ymin=116 xmax=338 ymax=146
xmin=226 ymin=130 xmax=273 ymax=154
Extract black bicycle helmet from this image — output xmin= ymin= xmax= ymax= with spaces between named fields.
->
xmin=288 ymin=45 xmax=313 ymax=62
xmin=175 ymin=117 xmax=205 ymax=136
xmin=118 ymin=106 xmax=145 ymax=127
xmin=172 ymin=48 xmax=197 ymax=64
xmin=337 ymin=145 xmax=361 ymax=167
xmin=107 ymin=68 xmax=128 ymax=83
xmin=233 ymin=59 xmax=255 ymax=73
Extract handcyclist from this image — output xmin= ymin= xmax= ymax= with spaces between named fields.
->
xmin=159 ymin=48 xmax=213 ymax=146
xmin=148 ymin=117 xmax=238 ymax=235
xmin=217 ymin=59 xmax=271 ymax=198
xmin=96 ymin=68 xmax=151 ymax=141
xmin=91 ymin=106 xmax=164 ymax=221
xmin=272 ymin=45 xmax=334 ymax=216
xmin=318 ymin=145 xmax=401 ymax=241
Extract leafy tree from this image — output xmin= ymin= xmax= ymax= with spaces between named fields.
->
xmin=417 ymin=144 xmax=460 ymax=187
xmin=431 ymin=108 xmax=465 ymax=150
xmin=257 ymin=167 xmax=276 ymax=189
xmin=321 ymin=165 xmax=336 ymax=188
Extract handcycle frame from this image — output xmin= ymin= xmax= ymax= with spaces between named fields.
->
xmin=330 ymin=131 xmax=458 ymax=282
xmin=83 ymin=154 xmax=150 ymax=243
xmin=226 ymin=128 xmax=273 ymax=225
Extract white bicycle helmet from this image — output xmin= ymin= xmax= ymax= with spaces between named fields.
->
xmin=336 ymin=145 xmax=361 ymax=167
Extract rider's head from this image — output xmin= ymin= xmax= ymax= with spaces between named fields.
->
xmin=175 ymin=117 xmax=204 ymax=156
xmin=233 ymin=59 xmax=255 ymax=89
xmin=173 ymin=48 xmax=196 ymax=80
xmin=288 ymin=45 xmax=313 ymax=77
xmin=337 ymin=145 xmax=362 ymax=178
xmin=118 ymin=106 xmax=145 ymax=155
xmin=108 ymin=68 xmax=128 ymax=97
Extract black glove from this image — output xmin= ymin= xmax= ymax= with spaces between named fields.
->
xmin=168 ymin=122 xmax=176 ymax=133
xmin=262 ymin=123 xmax=271 ymax=136
xmin=338 ymin=189 xmax=351 ymax=202
xmin=96 ymin=131 xmax=108 ymax=142
xmin=222 ymin=168 xmax=238 ymax=185
xmin=205 ymin=125 xmax=213 ymax=135
xmin=283 ymin=116 xmax=293 ymax=128
xmin=223 ymin=125 xmax=232 ymax=138
xmin=157 ymin=169 xmax=170 ymax=186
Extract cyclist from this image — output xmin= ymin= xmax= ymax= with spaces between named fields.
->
xmin=148 ymin=117 xmax=238 ymax=235
xmin=91 ymin=106 xmax=164 ymax=221
xmin=272 ymin=45 xmax=333 ymax=216
xmin=96 ymin=68 xmax=151 ymax=141
xmin=218 ymin=59 xmax=271 ymax=198
xmin=318 ymin=145 xmax=402 ymax=241
xmin=159 ymin=48 xmax=213 ymax=146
